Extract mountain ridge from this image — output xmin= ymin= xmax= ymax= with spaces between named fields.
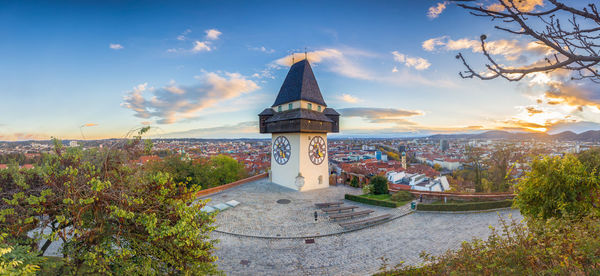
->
xmin=428 ymin=130 xmax=600 ymax=142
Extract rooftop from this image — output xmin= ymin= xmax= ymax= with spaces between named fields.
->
xmin=272 ymin=59 xmax=327 ymax=107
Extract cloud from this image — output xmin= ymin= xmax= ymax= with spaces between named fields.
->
xmin=205 ymin=29 xmax=222 ymax=40
xmin=157 ymin=121 xmax=258 ymax=138
xmin=177 ymin=29 xmax=192 ymax=41
xmin=427 ymin=1 xmax=448 ymax=18
xmin=422 ymin=36 xmax=553 ymax=61
xmin=250 ymin=46 xmax=275 ymax=54
xmin=274 ymin=49 xmax=373 ymax=80
xmin=487 ymin=0 xmax=543 ymax=12
xmin=338 ymin=107 xmax=423 ymax=126
xmin=0 ymin=132 xmax=49 ymax=141
xmin=272 ymin=48 xmax=456 ymax=88
xmin=109 ymin=43 xmax=123 ymax=50
xmin=392 ymin=66 xmax=398 ymax=73
xmin=338 ymin=93 xmax=360 ymax=103
xmin=543 ymin=82 xmax=600 ymax=110
xmin=192 ymin=41 xmax=211 ymax=52
xmin=122 ymin=72 xmax=259 ymax=124
xmin=525 ymin=106 xmax=543 ymax=115
xmin=81 ymin=123 xmax=98 ymax=127
xmin=392 ymin=51 xmax=431 ymax=70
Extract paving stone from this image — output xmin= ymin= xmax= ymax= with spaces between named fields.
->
xmin=200 ymin=206 xmax=216 ymax=213
xmin=214 ymin=203 xmax=231 ymax=211
xmin=207 ymin=179 xmax=524 ymax=275
xmin=225 ymin=200 xmax=240 ymax=207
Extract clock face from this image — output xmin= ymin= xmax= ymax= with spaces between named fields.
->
xmin=273 ymin=136 xmax=291 ymax=165
xmin=308 ymin=136 xmax=326 ymax=165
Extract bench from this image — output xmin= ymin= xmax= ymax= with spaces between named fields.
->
xmin=339 ymin=214 xmax=392 ymax=229
xmin=329 ymin=210 xmax=374 ymax=221
xmin=315 ymin=202 xmax=343 ymax=208
xmin=322 ymin=206 xmax=358 ymax=213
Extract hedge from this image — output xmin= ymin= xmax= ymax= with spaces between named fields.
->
xmin=345 ymin=194 xmax=399 ymax=208
xmin=416 ymin=199 xmax=514 ymax=212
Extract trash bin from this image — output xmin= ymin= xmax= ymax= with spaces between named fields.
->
xmin=411 ymin=201 xmax=416 ymax=210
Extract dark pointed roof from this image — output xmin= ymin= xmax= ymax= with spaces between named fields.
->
xmin=272 ymin=59 xmax=327 ymax=107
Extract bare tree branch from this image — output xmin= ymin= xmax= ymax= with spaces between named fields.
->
xmin=454 ymin=0 xmax=600 ymax=82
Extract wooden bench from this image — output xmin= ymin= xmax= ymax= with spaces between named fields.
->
xmin=321 ymin=206 xmax=358 ymax=213
xmin=315 ymin=202 xmax=343 ymax=208
xmin=329 ymin=210 xmax=374 ymax=221
xmin=339 ymin=214 xmax=392 ymax=229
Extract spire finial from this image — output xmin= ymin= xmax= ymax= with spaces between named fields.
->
xmin=304 ymin=47 xmax=308 ymax=60
xmin=292 ymin=52 xmax=295 ymax=64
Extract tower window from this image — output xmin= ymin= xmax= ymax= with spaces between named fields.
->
xmin=288 ymin=103 xmax=293 ymax=110
xmin=278 ymin=106 xmax=282 ymax=112
xmin=307 ymin=103 xmax=312 ymax=110
xmin=317 ymin=106 xmax=322 ymax=112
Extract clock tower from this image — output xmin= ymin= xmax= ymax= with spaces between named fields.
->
xmin=258 ymin=59 xmax=339 ymax=191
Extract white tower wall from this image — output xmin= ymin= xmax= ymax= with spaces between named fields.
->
xmin=271 ymin=132 xmax=329 ymax=191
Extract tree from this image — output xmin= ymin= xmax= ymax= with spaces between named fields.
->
xmin=464 ymin=146 xmax=485 ymax=192
xmin=0 ymin=133 xmax=220 ymax=275
xmin=514 ymin=154 xmax=600 ymax=219
xmin=486 ymin=145 xmax=514 ymax=192
xmin=350 ymin=176 xmax=359 ymax=188
xmin=456 ymin=0 xmax=600 ymax=82
xmin=371 ymin=175 xmax=389 ymax=195
xmin=433 ymin=163 xmax=442 ymax=171
xmin=146 ymin=154 xmax=247 ymax=189
xmin=577 ymin=147 xmax=600 ymax=176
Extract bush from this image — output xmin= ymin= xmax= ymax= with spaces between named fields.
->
xmin=0 ymin=134 xmax=220 ymax=275
xmin=345 ymin=194 xmax=399 ymax=208
xmin=371 ymin=175 xmax=389 ymax=195
xmin=390 ymin=191 xmax=414 ymax=202
xmin=350 ymin=176 xmax=359 ymax=188
xmin=515 ymin=154 xmax=599 ymax=219
xmin=362 ymin=184 xmax=374 ymax=195
xmin=379 ymin=215 xmax=600 ymax=275
xmin=416 ymin=199 xmax=513 ymax=212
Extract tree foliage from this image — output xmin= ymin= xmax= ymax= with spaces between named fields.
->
xmin=145 ymin=154 xmax=247 ymax=189
xmin=0 ymin=133 xmax=220 ymax=275
xmin=515 ymin=154 xmax=600 ymax=219
xmin=371 ymin=175 xmax=389 ymax=195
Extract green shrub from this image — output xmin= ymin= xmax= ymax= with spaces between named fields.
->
xmin=416 ymin=199 xmax=513 ymax=212
xmin=350 ymin=176 xmax=359 ymax=188
xmin=371 ymin=175 xmax=389 ymax=195
xmin=515 ymin=154 xmax=600 ymax=219
xmin=390 ymin=191 xmax=414 ymax=202
xmin=345 ymin=194 xmax=398 ymax=208
xmin=362 ymin=184 xmax=374 ymax=195
xmin=379 ymin=215 xmax=600 ymax=275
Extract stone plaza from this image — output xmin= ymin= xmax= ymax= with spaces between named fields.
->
xmin=202 ymin=178 xmax=523 ymax=275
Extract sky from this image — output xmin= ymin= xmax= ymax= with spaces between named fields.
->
xmin=1 ymin=0 xmax=599 ymax=141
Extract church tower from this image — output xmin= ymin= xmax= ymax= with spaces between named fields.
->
xmin=258 ymin=59 xmax=339 ymax=191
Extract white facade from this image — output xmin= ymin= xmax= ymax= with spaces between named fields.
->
xmin=270 ymin=132 xmax=329 ymax=191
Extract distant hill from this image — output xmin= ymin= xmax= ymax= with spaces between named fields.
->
xmin=428 ymin=130 xmax=600 ymax=142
